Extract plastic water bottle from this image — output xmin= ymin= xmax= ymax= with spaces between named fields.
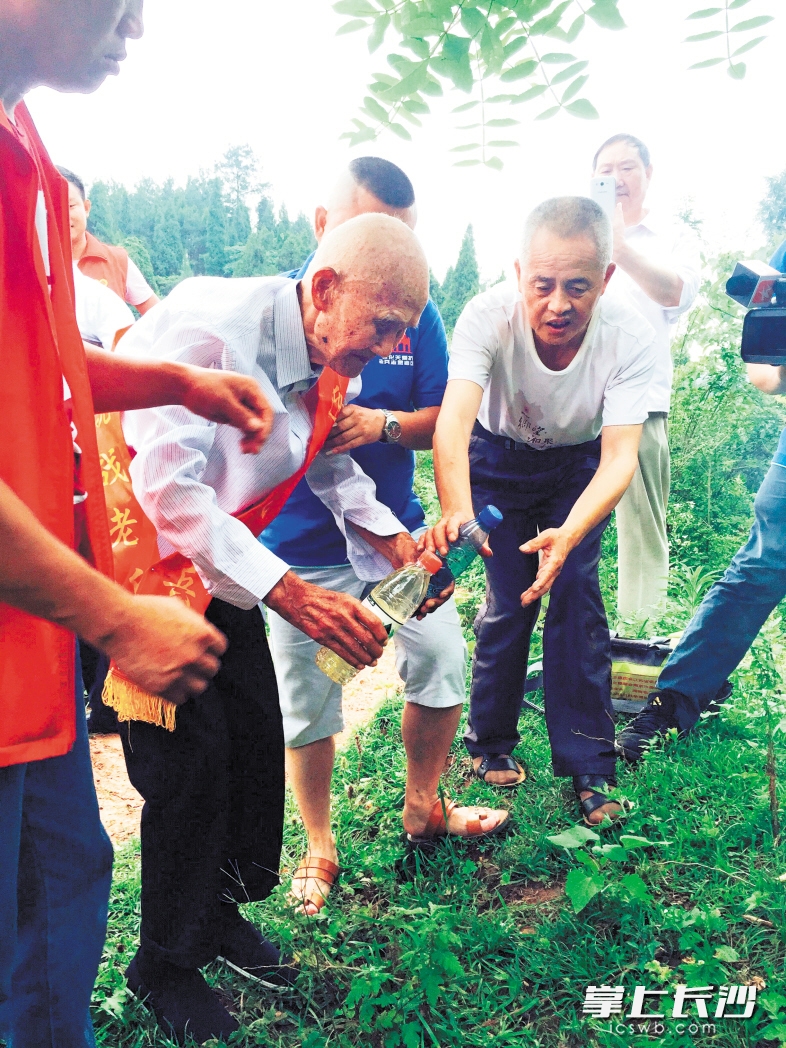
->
xmin=426 ymin=505 xmax=504 ymax=600
xmin=315 ymin=549 xmax=443 ymax=685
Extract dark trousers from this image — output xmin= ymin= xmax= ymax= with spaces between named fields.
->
xmin=120 ymin=599 xmax=284 ymax=970
xmin=465 ymin=429 xmax=617 ymax=778
xmin=0 ymin=649 xmax=114 ymax=1047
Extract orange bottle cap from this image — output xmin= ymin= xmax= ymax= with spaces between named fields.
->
xmin=417 ymin=550 xmax=443 ymax=575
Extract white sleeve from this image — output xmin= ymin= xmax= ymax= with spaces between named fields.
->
xmin=447 ymin=297 xmax=497 ymax=390
xmin=602 ymin=333 xmax=658 ymax=428
xmin=123 ymin=318 xmax=290 ymax=608
xmin=73 ymin=267 xmax=135 ymax=351
xmin=663 ymin=225 xmax=702 ymax=322
xmin=125 ymin=257 xmax=157 ymax=307
xmin=305 ymin=449 xmax=406 ymax=580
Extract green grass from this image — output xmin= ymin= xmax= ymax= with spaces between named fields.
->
xmin=92 ymin=687 xmax=786 ymax=1047
xmin=86 ymin=450 xmax=786 ymax=1046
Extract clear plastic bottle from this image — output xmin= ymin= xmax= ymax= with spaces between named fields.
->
xmin=426 ymin=505 xmax=504 ymax=600
xmin=315 ymin=550 xmax=443 ymax=685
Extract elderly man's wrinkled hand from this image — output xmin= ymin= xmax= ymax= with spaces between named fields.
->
xmin=325 ymin=404 xmax=386 ymax=454
xmin=265 ymin=572 xmax=389 ymax=670
xmin=182 ymin=368 xmax=275 ymax=454
xmin=519 ymin=527 xmax=574 ymax=606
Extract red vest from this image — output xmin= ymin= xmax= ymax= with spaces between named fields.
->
xmin=0 ymin=104 xmax=114 ymax=767
xmin=78 ymin=232 xmax=129 ymax=301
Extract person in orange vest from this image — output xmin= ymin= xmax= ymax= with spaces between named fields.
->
xmin=0 ymin=4 xmax=275 ymax=1046
xmin=59 ymin=165 xmax=160 ymax=314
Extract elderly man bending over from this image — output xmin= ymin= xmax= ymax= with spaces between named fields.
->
xmin=429 ymin=198 xmax=656 ymax=824
xmin=118 ymin=213 xmax=432 ymax=1045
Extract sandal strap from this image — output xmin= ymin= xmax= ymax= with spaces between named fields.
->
xmin=465 ymin=813 xmax=482 ymax=836
xmin=573 ymin=777 xmax=621 ymax=819
xmin=292 ymin=858 xmax=340 ymax=881
xmin=423 ymin=797 xmax=456 ymax=837
xmin=477 ymin=754 xmax=522 ymax=780
xmin=579 ymin=791 xmax=614 ymax=818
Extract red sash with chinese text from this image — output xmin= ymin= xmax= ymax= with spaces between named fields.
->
xmin=100 ymin=367 xmax=348 ymax=730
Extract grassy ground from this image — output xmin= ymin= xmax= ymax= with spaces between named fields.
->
xmin=88 ymin=452 xmax=786 ymax=1047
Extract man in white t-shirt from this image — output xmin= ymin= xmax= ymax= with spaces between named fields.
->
xmin=593 ymin=135 xmax=701 ymax=619
xmin=429 ymin=197 xmax=656 ymax=823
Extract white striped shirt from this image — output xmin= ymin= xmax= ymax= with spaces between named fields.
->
xmin=121 ymin=276 xmax=404 ymax=608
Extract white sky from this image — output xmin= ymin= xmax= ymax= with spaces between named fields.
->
xmin=27 ymin=0 xmax=786 ymax=282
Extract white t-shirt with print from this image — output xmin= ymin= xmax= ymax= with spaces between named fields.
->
xmin=448 ymin=282 xmax=657 ymax=449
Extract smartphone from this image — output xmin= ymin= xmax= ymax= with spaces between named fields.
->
xmin=590 ymin=176 xmax=617 ymax=222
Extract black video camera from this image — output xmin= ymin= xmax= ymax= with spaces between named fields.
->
xmin=726 ymin=260 xmax=786 ymax=364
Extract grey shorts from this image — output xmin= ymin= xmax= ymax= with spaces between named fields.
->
xmin=266 ymin=562 xmax=467 ymax=749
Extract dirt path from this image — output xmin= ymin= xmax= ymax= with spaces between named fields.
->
xmin=90 ymin=644 xmax=402 ymax=846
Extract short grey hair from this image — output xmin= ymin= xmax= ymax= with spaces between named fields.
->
xmin=520 ymin=196 xmax=613 ymax=269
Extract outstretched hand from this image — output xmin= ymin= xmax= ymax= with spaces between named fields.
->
xmin=265 ymin=571 xmax=390 ymax=669
xmin=182 ymin=368 xmax=275 ymax=454
xmin=519 ymin=528 xmax=573 ymax=606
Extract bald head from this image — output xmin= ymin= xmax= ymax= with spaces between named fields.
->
xmin=300 ymin=213 xmax=429 ymax=379
xmin=315 ymin=158 xmax=418 ymax=242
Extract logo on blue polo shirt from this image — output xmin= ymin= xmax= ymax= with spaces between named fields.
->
xmin=380 ymin=333 xmax=414 ymax=365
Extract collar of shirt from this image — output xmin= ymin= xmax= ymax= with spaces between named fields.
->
xmin=273 ymin=277 xmax=318 ymax=390
xmin=81 ymin=232 xmax=110 ymax=262
xmin=515 ymin=289 xmax=603 ymax=375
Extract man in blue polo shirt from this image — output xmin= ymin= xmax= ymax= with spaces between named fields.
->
xmin=261 ymin=159 xmax=506 ymax=915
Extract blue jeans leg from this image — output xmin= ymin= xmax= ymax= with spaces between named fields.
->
xmin=0 ymin=648 xmax=114 ymax=1048
xmin=659 ymin=462 xmax=786 ymax=732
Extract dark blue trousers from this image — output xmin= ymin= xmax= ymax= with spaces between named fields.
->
xmin=465 ymin=430 xmax=617 ymax=778
xmin=0 ymin=648 xmax=113 ymax=1047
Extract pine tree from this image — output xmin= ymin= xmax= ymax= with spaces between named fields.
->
xmin=202 ymin=179 xmax=227 ymax=276
xmin=86 ymin=181 xmax=118 ymax=243
xmin=122 ymin=236 xmax=159 ymax=296
xmin=440 ymin=224 xmax=480 ymax=333
xmin=231 ymin=227 xmax=279 ymax=277
xmin=275 ymin=208 xmax=316 ymax=272
xmin=429 ymin=269 xmax=444 ymax=311
xmin=256 ymin=194 xmax=276 ymax=233
xmin=217 ymin=145 xmax=262 ymax=248
xmin=151 ymin=199 xmax=184 ymax=277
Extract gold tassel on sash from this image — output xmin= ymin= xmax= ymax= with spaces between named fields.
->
xmin=94 ymin=365 xmax=349 ymax=732
xmin=102 ymin=665 xmax=178 ymax=732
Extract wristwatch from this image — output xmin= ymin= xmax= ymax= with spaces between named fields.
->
xmin=379 ymin=409 xmax=403 ymax=444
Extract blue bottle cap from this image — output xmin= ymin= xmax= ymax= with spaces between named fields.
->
xmin=478 ymin=505 xmax=503 ymax=530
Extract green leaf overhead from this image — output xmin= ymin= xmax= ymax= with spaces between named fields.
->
xmin=336 ymin=0 xmax=776 ymax=168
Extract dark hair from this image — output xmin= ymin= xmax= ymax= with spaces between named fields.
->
xmin=56 ymin=165 xmax=86 ymax=200
xmin=592 ymin=134 xmax=651 ymax=172
xmin=349 ymin=157 xmax=415 ymax=210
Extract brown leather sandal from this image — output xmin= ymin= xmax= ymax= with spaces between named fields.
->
xmin=406 ymin=797 xmax=510 ymax=848
xmin=290 ymin=857 xmax=340 ymax=915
